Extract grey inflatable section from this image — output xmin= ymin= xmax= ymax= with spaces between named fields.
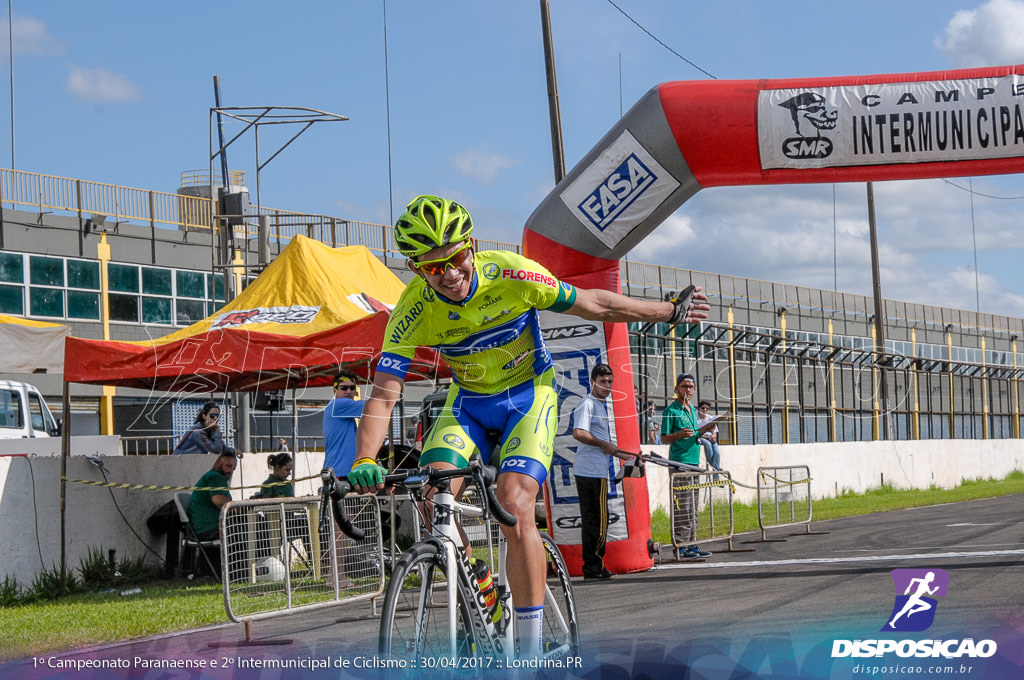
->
xmin=524 ymin=86 xmax=701 ymax=262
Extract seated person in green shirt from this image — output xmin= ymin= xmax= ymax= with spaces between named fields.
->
xmin=187 ymin=453 xmax=237 ymax=541
xmin=258 ymin=452 xmax=295 ymax=498
xmin=253 ymin=451 xmax=311 ymax=562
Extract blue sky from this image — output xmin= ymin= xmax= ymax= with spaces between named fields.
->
xmin=6 ymin=0 xmax=1024 ymax=317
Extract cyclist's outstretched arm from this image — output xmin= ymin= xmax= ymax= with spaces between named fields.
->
xmin=351 ymin=371 xmax=405 ymax=493
xmin=567 ymin=287 xmax=710 ymax=325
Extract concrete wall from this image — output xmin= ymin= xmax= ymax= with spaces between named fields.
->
xmin=0 ymin=449 xmax=326 ymax=588
xmin=642 ymin=439 xmax=1024 ymax=515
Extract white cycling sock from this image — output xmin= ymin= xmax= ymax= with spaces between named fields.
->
xmin=514 ymin=605 xmax=544 ymax=657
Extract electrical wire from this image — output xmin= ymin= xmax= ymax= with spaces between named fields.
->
xmin=941 ymin=177 xmax=1024 ymax=200
xmin=605 ymin=0 xmax=717 ymax=79
xmin=92 ymin=461 xmax=168 ymax=565
xmin=24 ymin=456 xmax=46 ymax=569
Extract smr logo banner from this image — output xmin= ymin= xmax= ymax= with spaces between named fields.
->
xmin=757 ymin=75 xmax=1024 ymax=169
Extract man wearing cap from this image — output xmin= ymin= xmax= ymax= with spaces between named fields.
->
xmin=660 ymin=373 xmax=715 ymax=560
xmin=321 ymin=369 xmax=365 ymax=589
xmin=323 ymin=369 xmax=365 ymax=476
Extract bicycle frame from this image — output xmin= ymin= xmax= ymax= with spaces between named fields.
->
xmin=373 ymin=461 xmax=580 ymax=661
xmin=427 ymin=483 xmax=515 ymax=657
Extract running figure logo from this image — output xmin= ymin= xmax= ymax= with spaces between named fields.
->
xmin=881 ymin=568 xmax=949 ymax=632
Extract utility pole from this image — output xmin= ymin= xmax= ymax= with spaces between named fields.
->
xmin=867 ymin=182 xmax=890 ymax=439
xmin=539 ymin=0 xmax=566 ymax=183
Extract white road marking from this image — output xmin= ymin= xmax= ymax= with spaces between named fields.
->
xmin=659 ymin=549 xmax=1024 ymax=569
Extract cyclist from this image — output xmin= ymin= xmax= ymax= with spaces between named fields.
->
xmin=350 ymin=194 xmax=709 ymax=656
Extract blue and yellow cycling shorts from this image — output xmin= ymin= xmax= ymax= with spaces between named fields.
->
xmin=419 ymin=369 xmax=557 ymax=486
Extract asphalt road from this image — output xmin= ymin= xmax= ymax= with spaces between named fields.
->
xmin=6 ymin=494 xmax=1023 ymax=679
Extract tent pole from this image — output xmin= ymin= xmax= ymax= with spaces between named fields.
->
xmin=291 ymin=388 xmax=298 ymax=453
xmin=237 ymin=392 xmax=251 ymax=456
xmin=59 ymin=381 xmax=70 ymax=593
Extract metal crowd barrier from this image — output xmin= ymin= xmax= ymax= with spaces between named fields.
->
xmin=756 ymin=465 xmax=814 ymax=540
xmin=220 ymin=494 xmax=384 ymax=627
xmin=669 ymin=469 xmax=736 ymax=553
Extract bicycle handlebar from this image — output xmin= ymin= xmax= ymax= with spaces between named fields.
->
xmin=319 ymin=467 xmax=366 ymax=540
xmin=383 ymin=456 xmax=518 ymax=528
xmin=642 ymin=451 xmax=705 ymax=473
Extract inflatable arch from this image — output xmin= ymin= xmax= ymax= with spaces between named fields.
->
xmin=524 ymin=65 xmax=1024 ymax=574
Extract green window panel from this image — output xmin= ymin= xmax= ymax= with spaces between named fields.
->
xmin=109 ymin=263 xmax=139 ymax=293
xmin=67 ymin=260 xmax=100 ymax=290
xmin=67 ymin=291 xmax=100 ymax=320
xmin=0 ymin=253 xmax=23 ymax=283
xmin=29 ymin=287 xmax=64 ymax=317
xmin=109 ymin=293 xmax=139 ymax=322
xmin=207 ymin=273 xmax=226 ymax=301
xmin=142 ymin=268 xmax=172 ymax=296
xmin=177 ymin=270 xmax=205 ymax=299
xmin=29 ymin=256 xmax=64 ymax=287
xmin=0 ymin=284 xmax=23 ymax=314
xmin=142 ymin=297 xmax=172 ymax=325
xmin=176 ymin=299 xmax=205 ymax=325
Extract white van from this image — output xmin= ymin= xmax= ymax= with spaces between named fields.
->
xmin=0 ymin=380 xmax=60 ymax=439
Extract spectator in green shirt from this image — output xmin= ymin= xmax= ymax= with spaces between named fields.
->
xmin=660 ymin=373 xmax=715 ymax=560
xmin=188 ymin=453 xmax=237 ymax=541
xmin=258 ymin=452 xmax=295 ymax=498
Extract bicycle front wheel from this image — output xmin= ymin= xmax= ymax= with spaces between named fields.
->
xmin=539 ymin=531 xmax=581 ymax=658
xmin=379 ymin=542 xmax=476 ymax=661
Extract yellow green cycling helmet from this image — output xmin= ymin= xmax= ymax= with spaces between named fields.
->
xmin=394 ymin=195 xmax=474 ymax=258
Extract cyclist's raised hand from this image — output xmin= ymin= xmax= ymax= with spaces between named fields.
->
xmin=349 ymin=457 xmax=387 ymax=493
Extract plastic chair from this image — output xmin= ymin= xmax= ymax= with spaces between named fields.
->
xmin=173 ymin=491 xmax=221 ymax=578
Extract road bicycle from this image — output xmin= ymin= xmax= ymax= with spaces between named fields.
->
xmin=363 ymin=455 xmax=579 ymax=662
xmin=321 ymin=456 xmax=579 ymax=661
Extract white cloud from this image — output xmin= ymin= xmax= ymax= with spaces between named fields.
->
xmin=1 ymin=16 xmax=61 ymax=56
xmin=452 ymin=145 xmax=520 ymax=185
xmin=937 ymin=0 xmax=1024 ymax=67
xmin=66 ymin=64 xmax=141 ymax=102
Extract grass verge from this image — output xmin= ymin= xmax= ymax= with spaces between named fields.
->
xmin=0 ymin=580 xmax=225 ymax=662
xmin=651 ymin=471 xmax=1024 ymax=547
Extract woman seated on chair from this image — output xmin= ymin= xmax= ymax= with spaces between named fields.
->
xmin=256 ymin=452 xmax=294 ymax=498
xmin=188 ymin=453 xmax=237 ymax=540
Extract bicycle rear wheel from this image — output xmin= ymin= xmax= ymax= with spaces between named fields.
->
xmin=539 ymin=531 xmax=580 ymax=658
xmin=379 ymin=542 xmax=476 ymax=660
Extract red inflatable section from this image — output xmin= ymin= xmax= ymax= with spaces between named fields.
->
xmin=660 ymin=66 xmax=1024 ymax=187
xmin=526 ymin=65 xmax=1024 ymax=575
xmin=526 ymin=231 xmax=652 ymax=575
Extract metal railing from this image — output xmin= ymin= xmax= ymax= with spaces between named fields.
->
xmin=0 ymin=167 xmax=213 ymax=231
xmin=756 ymin=465 xmax=813 ymax=540
xmin=669 ymin=470 xmax=734 ymax=552
xmin=633 ymin=324 xmax=1024 ymax=445
xmin=221 ymin=495 xmax=383 ymax=624
xmin=121 ymin=435 xmax=178 ymax=456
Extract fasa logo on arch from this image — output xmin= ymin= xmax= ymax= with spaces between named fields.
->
xmin=882 ymin=568 xmax=948 ymax=632
xmin=560 ymin=130 xmax=679 ymax=249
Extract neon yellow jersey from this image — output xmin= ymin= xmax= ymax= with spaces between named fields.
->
xmin=377 ymin=251 xmax=577 ymax=394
